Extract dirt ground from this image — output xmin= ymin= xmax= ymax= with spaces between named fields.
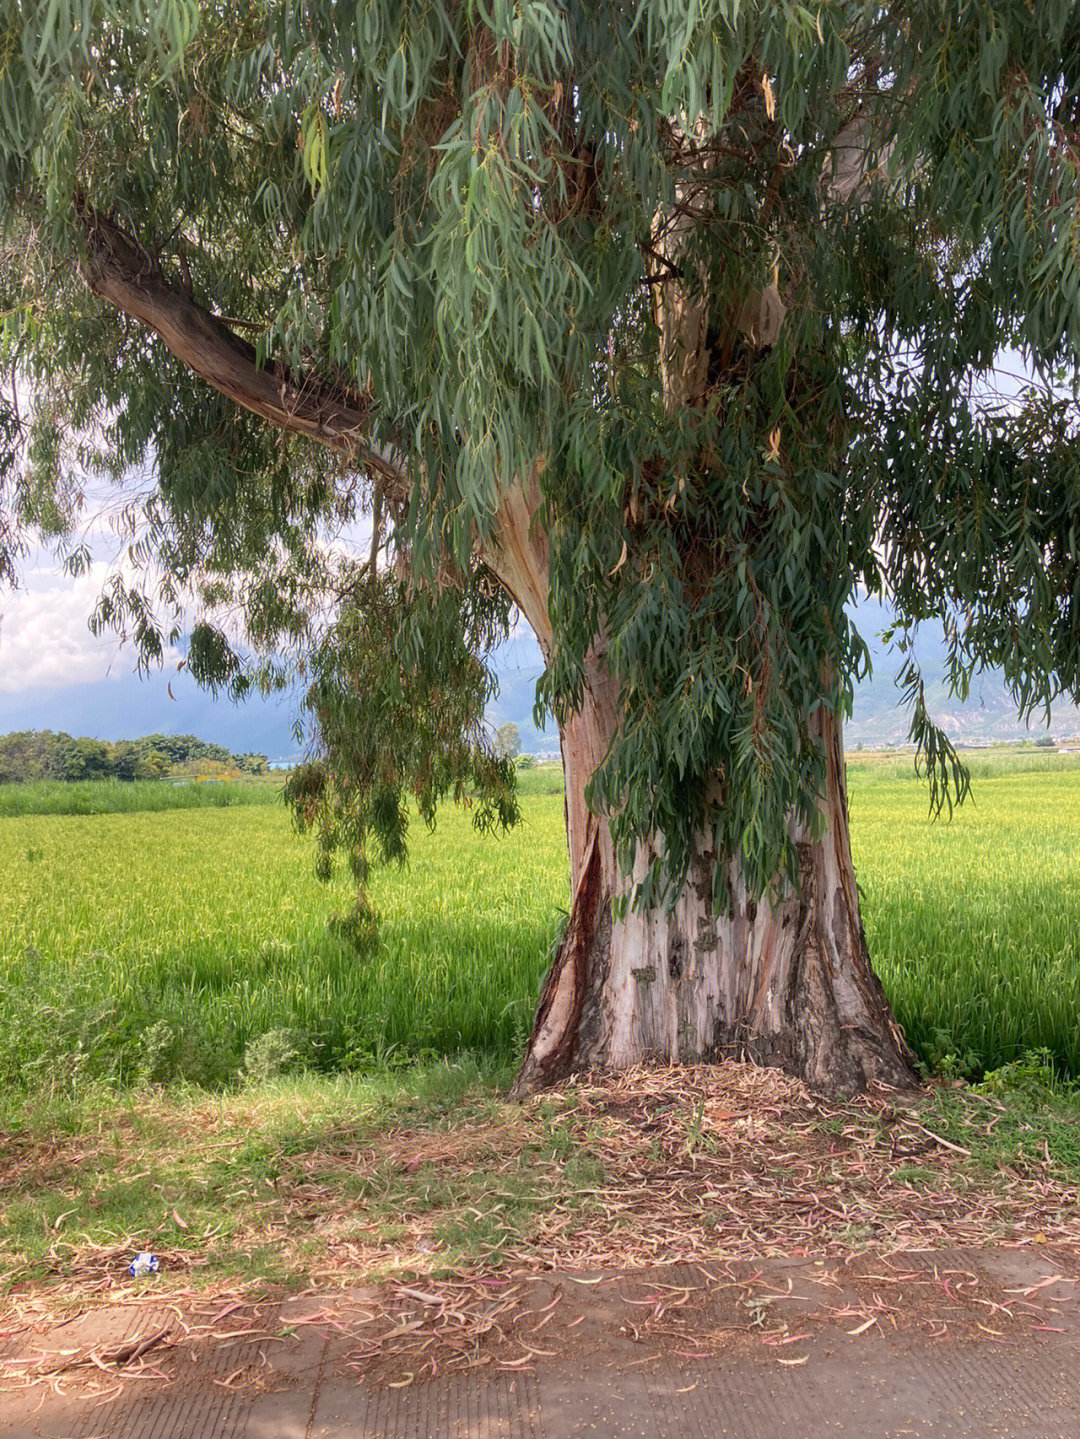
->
xmin=4 ymin=1062 xmax=1080 ymax=1435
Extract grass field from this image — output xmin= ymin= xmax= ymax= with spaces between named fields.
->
xmin=0 ymin=795 xmax=565 ymax=1093
xmin=3 ymin=753 xmax=1080 ymax=1300
xmin=0 ymin=777 xmax=279 ymax=817
xmin=850 ymin=765 xmax=1080 ymax=1078
xmin=1 ymin=752 xmax=1079 ymax=1094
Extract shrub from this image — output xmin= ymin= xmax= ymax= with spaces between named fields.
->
xmin=243 ymin=1028 xmax=311 ymax=1083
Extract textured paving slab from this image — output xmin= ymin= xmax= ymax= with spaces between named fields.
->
xmin=308 ymin=1370 xmax=544 ymax=1438
xmin=3 ymin=1248 xmax=1079 ymax=1439
xmin=636 ymin=1340 xmax=1080 ymax=1439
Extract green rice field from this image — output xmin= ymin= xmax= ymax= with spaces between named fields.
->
xmin=0 ymin=777 xmax=279 ymax=818
xmin=1 ymin=754 xmax=1079 ymax=1092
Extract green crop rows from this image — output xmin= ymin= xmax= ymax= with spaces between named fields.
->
xmin=1 ymin=757 xmax=1079 ymax=1093
xmin=0 ymin=778 xmax=280 ymax=818
xmin=852 ymin=765 xmax=1080 ymax=1081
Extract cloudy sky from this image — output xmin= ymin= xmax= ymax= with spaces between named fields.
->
xmin=0 ymin=546 xmax=300 ymax=756
xmin=2 ymin=557 xmax=158 ymax=694
xmin=0 ymin=452 xmax=305 ymax=762
xmin=0 ymin=527 xmax=556 ymax=759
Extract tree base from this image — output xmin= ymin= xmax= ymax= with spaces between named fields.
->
xmin=510 ymin=866 xmax=916 ymax=1101
xmin=511 ymin=712 xmax=916 ymax=1103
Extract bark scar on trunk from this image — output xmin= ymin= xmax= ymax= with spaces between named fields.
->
xmin=510 ymin=818 xmax=604 ymax=1100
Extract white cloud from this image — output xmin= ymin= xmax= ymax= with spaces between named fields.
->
xmin=0 ymin=558 xmax=180 ymax=694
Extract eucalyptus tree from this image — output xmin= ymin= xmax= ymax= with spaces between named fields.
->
xmin=2 ymin=2 xmax=1080 ymax=1095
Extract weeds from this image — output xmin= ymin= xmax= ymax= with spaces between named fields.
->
xmin=4 ymin=1061 xmax=1079 ymax=1307
xmin=851 ymin=768 xmax=1080 ymax=1078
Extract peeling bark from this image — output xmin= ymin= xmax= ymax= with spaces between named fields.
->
xmin=511 ymin=650 xmax=916 ymax=1098
xmin=492 ymin=484 xmax=915 ymax=1100
xmin=650 ymin=124 xmax=714 ymax=412
xmin=75 ymin=199 xmax=916 ymax=1104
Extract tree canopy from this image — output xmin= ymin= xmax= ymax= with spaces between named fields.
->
xmin=0 ymin=728 xmax=268 ymax=782
xmin=2 ymin=1 xmax=1080 ymax=913
xmin=494 ymin=722 xmax=521 ymax=761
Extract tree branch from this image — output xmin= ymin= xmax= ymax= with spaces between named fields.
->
xmin=72 ymin=206 xmax=550 ymax=632
xmin=75 ymin=205 xmax=408 ymax=501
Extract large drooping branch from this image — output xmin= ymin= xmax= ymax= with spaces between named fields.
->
xmin=74 ymin=204 xmax=560 ymax=649
xmin=75 ymin=205 xmax=408 ymax=501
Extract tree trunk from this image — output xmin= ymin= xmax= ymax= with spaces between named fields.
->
xmin=488 ymin=487 xmax=916 ymax=1101
xmin=507 ymin=652 xmax=916 ymax=1099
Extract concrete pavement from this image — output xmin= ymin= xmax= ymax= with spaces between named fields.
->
xmin=3 ymin=1247 xmax=1078 ymax=1438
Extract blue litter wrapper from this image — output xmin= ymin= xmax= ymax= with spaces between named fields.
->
xmin=128 ymin=1252 xmax=161 ymax=1277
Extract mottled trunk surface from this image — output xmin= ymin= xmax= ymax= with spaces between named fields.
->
xmin=488 ymin=487 xmax=915 ymax=1101
xmin=508 ymin=657 xmax=915 ymax=1100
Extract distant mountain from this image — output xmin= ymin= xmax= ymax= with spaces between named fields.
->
xmin=485 ymin=632 xmax=557 ymax=754
xmin=845 ymin=595 xmax=1080 ymax=745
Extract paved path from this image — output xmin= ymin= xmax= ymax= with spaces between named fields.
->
xmin=3 ymin=1247 xmax=1079 ymax=1438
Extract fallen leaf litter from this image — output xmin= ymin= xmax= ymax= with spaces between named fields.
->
xmin=2 ymin=1061 xmax=1079 ymax=1395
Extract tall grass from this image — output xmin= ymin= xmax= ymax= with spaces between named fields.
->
xmin=0 ymin=801 xmax=565 ymax=1091
xmin=1 ymin=759 xmax=1079 ymax=1092
xmin=847 ymin=746 xmax=1080 ymax=782
xmin=849 ymin=767 xmax=1080 ymax=1079
xmin=0 ymin=778 xmax=279 ymax=817
xmin=513 ymin=763 xmax=566 ymax=797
